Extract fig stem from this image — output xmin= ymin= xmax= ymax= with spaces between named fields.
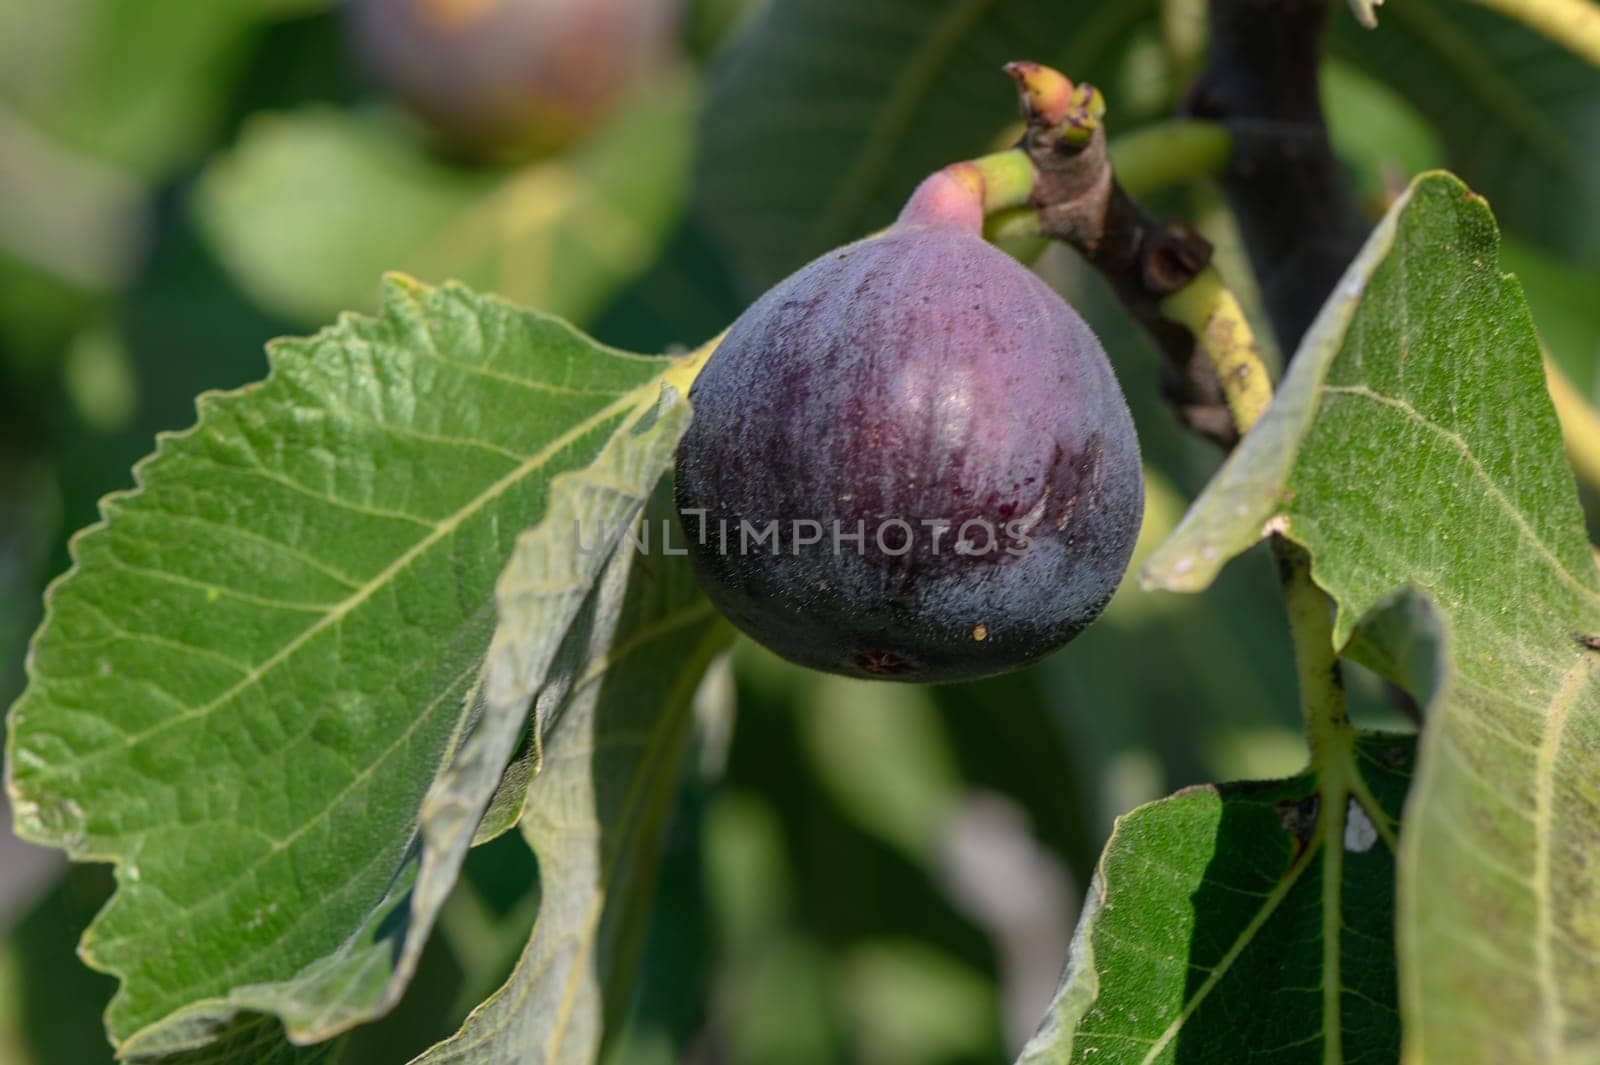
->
xmin=1279 ymin=536 xmax=1352 ymax=762
xmin=979 ymin=120 xmax=1232 ymax=243
xmin=987 ymin=62 xmax=1243 ymax=447
xmin=981 ymin=205 xmax=1044 ymax=243
xmin=901 ymin=150 xmax=1038 ymax=232
xmin=959 ymin=149 xmax=1040 ymax=214
xmin=978 ymin=61 xmax=1361 ymax=774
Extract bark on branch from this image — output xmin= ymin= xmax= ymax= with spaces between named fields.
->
xmin=1184 ymin=0 xmax=1367 ymax=354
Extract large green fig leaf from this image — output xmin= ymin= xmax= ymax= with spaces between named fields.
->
xmin=1020 ymin=732 xmax=1414 ymax=1064
xmin=1329 ymin=0 xmax=1600 ymax=263
xmin=4 ymin=276 xmax=706 ymax=1058
xmin=196 ymin=77 xmax=694 ymax=327
xmin=695 ymin=0 xmax=1158 ymax=291
xmin=1146 ymin=172 xmax=1600 ymax=1060
xmin=412 ymin=487 xmax=730 ymax=1065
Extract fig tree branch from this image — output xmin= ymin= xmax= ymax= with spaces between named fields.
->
xmin=1185 ymin=0 xmax=1367 ymax=356
xmin=981 ymin=120 xmax=1231 ymax=244
xmin=948 ymin=62 xmax=1364 ymax=777
xmin=945 ymin=63 xmax=1256 ymax=448
xmin=1160 ymin=268 xmax=1272 ymax=433
xmin=1033 ymin=67 xmax=1228 ymax=445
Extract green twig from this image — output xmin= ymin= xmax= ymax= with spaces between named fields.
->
xmin=1159 ymin=266 xmax=1274 ymax=431
xmin=953 ymin=148 xmax=1039 ymax=214
xmin=953 ymin=62 xmax=1355 ymax=758
xmin=1109 ymin=120 xmax=1233 ymax=197
xmin=1162 ymin=265 xmax=1355 ymax=763
xmin=994 ymin=66 xmax=1242 ymax=447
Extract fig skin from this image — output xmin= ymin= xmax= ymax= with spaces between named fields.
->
xmin=675 ymin=184 xmax=1144 ymax=682
xmin=346 ymin=0 xmax=678 ymax=159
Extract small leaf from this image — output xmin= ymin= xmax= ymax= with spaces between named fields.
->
xmin=1148 ymin=172 xmax=1600 ymax=1059
xmin=1020 ymin=734 xmax=1414 ymax=1064
xmin=196 ymin=78 xmax=695 ymax=326
xmin=5 ymin=276 xmax=699 ymax=1056
xmin=195 ymin=110 xmax=494 ymax=324
xmin=412 ymin=486 xmax=730 ymax=1065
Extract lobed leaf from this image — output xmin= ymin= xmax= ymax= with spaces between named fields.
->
xmin=4 ymin=276 xmax=699 ymax=1058
xmin=1147 ymin=172 xmax=1600 ymax=1060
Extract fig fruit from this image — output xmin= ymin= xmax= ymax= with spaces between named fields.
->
xmin=674 ymin=172 xmax=1144 ymax=682
xmin=346 ymin=0 xmax=678 ymax=159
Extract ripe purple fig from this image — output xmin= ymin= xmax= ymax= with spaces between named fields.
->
xmin=674 ymin=172 xmax=1144 ymax=682
xmin=346 ymin=0 xmax=678 ymax=159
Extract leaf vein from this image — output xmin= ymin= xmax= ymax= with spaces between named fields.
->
xmin=24 ymin=385 xmax=651 ymax=785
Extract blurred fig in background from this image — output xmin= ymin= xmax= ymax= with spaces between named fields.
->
xmin=346 ymin=0 xmax=680 ymax=159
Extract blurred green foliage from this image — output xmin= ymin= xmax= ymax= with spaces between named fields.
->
xmin=0 ymin=0 xmax=1596 ymax=1062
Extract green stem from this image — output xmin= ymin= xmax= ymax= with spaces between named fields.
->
xmin=1160 ymin=259 xmax=1354 ymax=762
xmin=982 ymin=206 xmax=1045 ymax=243
xmin=1159 ymin=266 xmax=1275 ymax=432
xmin=962 ymin=148 xmax=1039 ymax=213
xmin=1283 ymin=534 xmax=1399 ymax=1065
xmin=960 ymin=61 xmax=1346 ymax=755
xmin=1470 ymin=0 xmax=1600 ymax=67
xmin=1108 ymin=119 xmax=1233 ymax=197
xmin=1279 ymin=543 xmax=1351 ymax=765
